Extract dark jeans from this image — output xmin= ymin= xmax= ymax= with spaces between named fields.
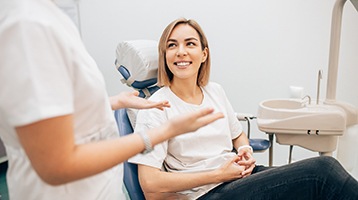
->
xmin=198 ymin=156 xmax=358 ymax=200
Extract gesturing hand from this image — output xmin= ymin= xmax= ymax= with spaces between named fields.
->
xmin=110 ymin=91 xmax=170 ymax=110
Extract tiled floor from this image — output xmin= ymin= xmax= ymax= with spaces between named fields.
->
xmin=0 ymin=162 xmax=8 ymax=200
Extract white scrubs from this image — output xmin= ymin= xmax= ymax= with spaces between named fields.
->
xmin=129 ymin=82 xmax=243 ymax=199
xmin=0 ymin=0 xmax=124 ymax=199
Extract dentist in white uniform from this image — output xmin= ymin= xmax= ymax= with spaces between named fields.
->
xmin=0 ymin=0 xmax=224 ymax=199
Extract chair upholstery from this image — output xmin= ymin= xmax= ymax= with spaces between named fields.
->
xmin=115 ymin=40 xmax=160 ymax=98
xmin=114 ymin=108 xmax=145 ymax=200
xmin=117 ymin=64 xmax=160 ymax=98
xmin=249 ymin=138 xmax=271 ymax=152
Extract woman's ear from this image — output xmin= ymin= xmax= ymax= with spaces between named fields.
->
xmin=201 ymin=47 xmax=208 ymax=63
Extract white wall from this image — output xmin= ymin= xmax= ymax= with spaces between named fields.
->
xmin=78 ymin=0 xmax=358 ymax=166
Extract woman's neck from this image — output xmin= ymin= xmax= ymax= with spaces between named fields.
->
xmin=170 ymin=80 xmax=203 ymax=105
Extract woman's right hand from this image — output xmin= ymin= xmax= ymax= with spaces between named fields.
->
xmin=215 ymin=156 xmax=246 ymax=183
xmin=168 ymin=107 xmax=224 ymax=137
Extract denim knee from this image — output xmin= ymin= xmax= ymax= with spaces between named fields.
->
xmin=312 ymin=156 xmax=339 ymax=167
xmin=295 ymin=156 xmax=341 ymax=177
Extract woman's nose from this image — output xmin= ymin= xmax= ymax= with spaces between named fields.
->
xmin=176 ymin=45 xmax=187 ymax=56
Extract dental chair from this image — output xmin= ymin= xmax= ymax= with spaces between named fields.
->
xmin=114 ymin=40 xmax=271 ymax=199
xmin=114 ymin=40 xmax=158 ymax=200
xmin=114 ymin=108 xmax=145 ymax=200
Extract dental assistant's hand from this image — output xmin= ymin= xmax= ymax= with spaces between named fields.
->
xmin=109 ymin=91 xmax=170 ymax=110
xmin=237 ymin=149 xmax=256 ymax=178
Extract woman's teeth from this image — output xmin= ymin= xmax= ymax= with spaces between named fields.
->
xmin=176 ymin=62 xmax=190 ymax=66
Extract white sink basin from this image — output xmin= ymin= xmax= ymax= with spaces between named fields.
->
xmin=257 ymin=98 xmax=347 ymax=153
xmin=257 ymin=98 xmax=346 ymax=135
xmin=261 ymin=99 xmax=304 ymax=109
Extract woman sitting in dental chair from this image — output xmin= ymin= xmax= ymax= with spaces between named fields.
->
xmin=128 ymin=18 xmax=358 ymax=200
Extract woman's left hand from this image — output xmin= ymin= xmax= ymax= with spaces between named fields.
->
xmin=236 ymin=149 xmax=256 ymax=178
xmin=110 ymin=91 xmax=170 ymax=110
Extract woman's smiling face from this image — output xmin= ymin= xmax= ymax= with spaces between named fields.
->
xmin=165 ymin=23 xmax=208 ymax=83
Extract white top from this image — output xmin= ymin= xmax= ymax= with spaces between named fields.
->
xmin=0 ymin=0 xmax=124 ymax=199
xmin=129 ymin=82 xmax=243 ymax=199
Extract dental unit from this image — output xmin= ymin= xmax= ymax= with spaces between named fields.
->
xmin=256 ymin=0 xmax=358 ymax=174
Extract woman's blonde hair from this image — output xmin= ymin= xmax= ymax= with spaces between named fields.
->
xmin=157 ymin=18 xmax=210 ymax=87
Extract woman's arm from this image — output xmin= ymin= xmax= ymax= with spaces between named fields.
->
xmin=138 ymin=156 xmax=246 ymax=198
xmin=16 ymin=108 xmax=223 ymax=185
xmin=232 ymin=131 xmax=250 ymax=151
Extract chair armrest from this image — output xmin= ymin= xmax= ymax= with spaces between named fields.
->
xmin=235 ymin=112 xmax=256 ymax=121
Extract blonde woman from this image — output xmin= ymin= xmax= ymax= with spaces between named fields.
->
xmin=129 ymin=18 xmax=358 ymax=200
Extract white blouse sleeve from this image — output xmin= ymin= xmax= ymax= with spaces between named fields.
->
xmin=128 ymin=107 xmax=169 ymax=169
xmin=218 ymin=84 xmax=243 ymax=139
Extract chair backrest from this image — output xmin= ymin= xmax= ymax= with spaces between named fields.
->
xmin=114 ymin=40 xmax=160 ymax=200
xmin=114 ymin=108 xmax=145 ymax=200
xmin=115 ymin=40 xmax=160 ymax=98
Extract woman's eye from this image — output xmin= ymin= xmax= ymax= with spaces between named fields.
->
xmin=167 ymin=43 xmax=176 ymax=48
xmin=187 ymin=42 xmax=195 ymax=46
